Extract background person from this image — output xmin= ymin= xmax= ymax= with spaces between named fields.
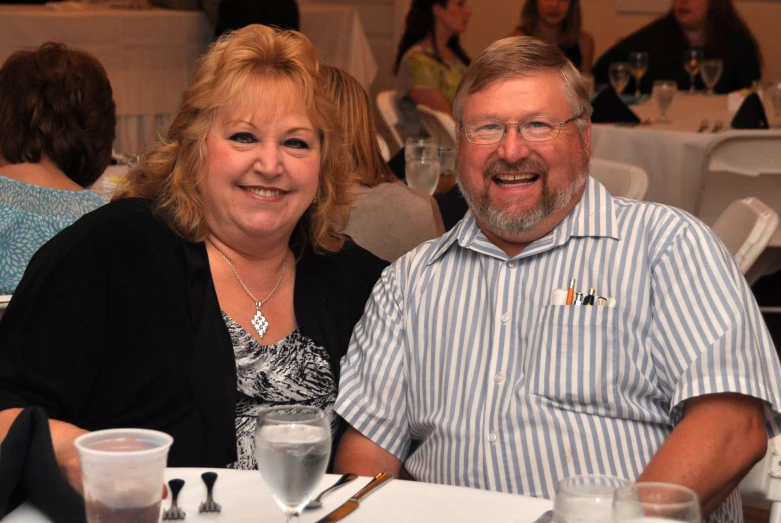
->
xmin=0 ymin=25 xmax=386 ymax=491
xmin=321 ymin=65 xmax=444 ymax=262
xmin=510 ymin=0 xmax=594 ymax=73
xmin=0 ymin=42 xmax=113 ymax=295
xmin=592 ymin=0 xmax=761 ymax=94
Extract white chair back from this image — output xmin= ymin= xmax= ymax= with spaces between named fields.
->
xmin=376 ymin=90 xmax=404 ymax=152
xmin=589 ymin=157 xmax=649 ymax=200
xmin=377 ymin=134 xmax=391 ymax=162
xmin=697 ymin=132 xmax=781 ymax=227
xmin=415 ymin=105 xmax=457 ymax=148
xmin=739 ymin=435 xmax=781 ymax=523
xmin=710 ymin=197 xmax=779 ymax=275
xmin=0 ymin=295 xmax=10 ymax=321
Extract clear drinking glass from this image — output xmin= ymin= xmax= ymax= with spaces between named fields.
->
xmin=255 ymin=406 xmax=332 ymax=523
xmin=700 ymin=59 xmax=723 ymax=95
xmin=652 ymin=80 xmax=677 ymax=123
xmin=628 ymin=52 xmax=649 ymax=97
xmin=404 ymin=136 xmax=440 ymax=195
xmin=553 ymin=474 xmax=630 ymax=523
xmin=609 ymin=62 xmax=631 ymax=95
xmin=613 ymin=482 xmax=701 ymax=523
xmin=764 ymin=81 xmax=781 ymax=129
xmin=683 ymin=48 xmax=703 ymax=93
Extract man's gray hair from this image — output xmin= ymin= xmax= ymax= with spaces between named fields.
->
xmin=452 ymin=36 xmax=592 ymax=136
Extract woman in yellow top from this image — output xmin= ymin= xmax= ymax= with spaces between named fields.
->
xmin=393 ymin=0 xmax=472 ymax=138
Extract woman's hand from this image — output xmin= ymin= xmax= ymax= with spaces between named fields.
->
xmin=49 ymin=420 xmax=89 ymax=494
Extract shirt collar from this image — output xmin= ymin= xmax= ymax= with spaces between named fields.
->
xmin=426 ymin=177 xmax=620 ymax=264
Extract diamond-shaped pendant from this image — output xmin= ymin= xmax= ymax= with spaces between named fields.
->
xmin=251 ymin=308 xmax=269 ymax=338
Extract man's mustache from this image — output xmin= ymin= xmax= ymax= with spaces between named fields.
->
xmin=485 ymin=158 xmax=548 ymax=177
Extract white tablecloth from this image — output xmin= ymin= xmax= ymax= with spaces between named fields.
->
xmin=2 ymin=468 xmax=553 ymax=522
xmin=0 ymin=3 xmax=377 ymax=156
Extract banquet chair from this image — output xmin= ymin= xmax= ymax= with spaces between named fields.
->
xmin=416 ymin=105 xmax=457 ymax=148
xmin=739 ymin=435 xmax=781 ymax=523
xmin=377 ymin=135 xmax=391 ymax=162
xmin=710 ymin=197 xmax=779 ymax=275
xmin=589 ymin=158 xmax=649 ymax=200
xmin=376 ymin=90 xmax=404 ymax=152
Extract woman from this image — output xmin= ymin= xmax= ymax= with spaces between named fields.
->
xmin=0 ymin=25 xmax=387 ymax=488
xmin=0 ymin=42 xmax=114 ymax=295
xmin=394 ymin=0 xmax=472 ymax=138
xmin=322 ymin=66 xmax=444 ymax=262
xmin=592 ymin=0 xmax=761 ymax=94
xmin=510 ymin=0 xmax=594 ymax=73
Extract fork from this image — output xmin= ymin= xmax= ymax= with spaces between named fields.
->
xmin=199 ymin=471 xmax=221 ymax=513
xmin=711 ymin=120 xmax=724 ymax=133
xmin=696 ymin=118 xmax=709 ymax=132
xmin=162 ymin=478 xmax=186 ymax=520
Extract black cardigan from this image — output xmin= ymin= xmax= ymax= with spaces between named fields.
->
xmin=0 ymin=198 xmax=387 ymax=467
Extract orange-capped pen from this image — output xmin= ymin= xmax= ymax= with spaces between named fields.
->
xmin=565 ymin=278 xmax=576 ymax=305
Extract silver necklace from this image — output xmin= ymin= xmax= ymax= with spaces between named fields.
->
xmin=211 ymin=245 xmax=286 ymax=339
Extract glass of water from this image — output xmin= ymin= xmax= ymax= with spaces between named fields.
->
xmin=405 ymin=136 xmax=440 ymax=195
xmin=255 ymin=406 xmax=331 ymax=523
xmin=613 ymin=482 xmax=701 ymax=523
xmin=609 ymin=62 xmax=631 ymax=95
xmin=553 ymin=474 xmax=630 ymax=523
xmin=628 ymin=52 xmax=649 ymax=97
xmin=652 ymin=80 xmax=677 ymax=123
xmin=700 ymin=59 xmax=723 ymax=95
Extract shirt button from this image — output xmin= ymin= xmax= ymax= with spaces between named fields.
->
xmin=488 ymin=432 xmax=497 ymax=443
xmin=507 ymin=260 xmax=517 ymax=268
xmin=494 ymin=373 xmax=504 ymax=383
xmin=500 ymin=312 xmax=510 ymax=323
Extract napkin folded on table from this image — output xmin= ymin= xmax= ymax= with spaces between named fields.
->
xmin=731 ymin=92 xmax=769 ymax=129
xmin=590 ymin=88 xmax=641 ymax=124
xmin=0 ymin=407 xmax=86 ymax=522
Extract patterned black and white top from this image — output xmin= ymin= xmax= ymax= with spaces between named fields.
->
xmin=222 ymin=311 xmax=337 ymax=470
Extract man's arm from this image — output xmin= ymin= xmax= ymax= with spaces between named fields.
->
xmin=638 ymin=393 xmax=767 ymax=516
xmin=333 ymin=426 xmax=402 ymax=477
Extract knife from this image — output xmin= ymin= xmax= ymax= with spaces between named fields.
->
xmin=314 ymin=472 xmax=394 ymax=523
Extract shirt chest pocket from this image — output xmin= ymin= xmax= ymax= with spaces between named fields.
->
xmin=526 ymin=305 xmax=618 ymax=407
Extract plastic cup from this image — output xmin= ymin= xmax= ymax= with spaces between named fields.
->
xmin=75 ymin=428 xmax=174 ymax=523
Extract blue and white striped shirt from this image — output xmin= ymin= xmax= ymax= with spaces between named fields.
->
xmin=336 ymin=177 xmax=781 ymax=522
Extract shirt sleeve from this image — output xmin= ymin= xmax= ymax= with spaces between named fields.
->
xmin=649 ymin=218 xmax=781 ymax=435
xmin=334 ymin=262 xmax=411 ymax=461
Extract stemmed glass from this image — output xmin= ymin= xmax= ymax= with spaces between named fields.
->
xmin=553 ymin=474 xmax=630 ymax=523
xmin=628 ymin=52 xmax=649 ymax=97
xmin=700 ymin=59 xmax=723 ymax=95
xmin=683 ymin=48 xmax=703 ymax=93
xmin=255 ymin=406 xmax=332 ymax=523
xmin=764 ymin=81 xmax=781 ymax=129
xmin=609 ymin=62 xmax=631 ymax=96
xmin=652 ymin=80 xmax=677 ymax=124
xmin=613 ymin=482 xmax=701 ymax=523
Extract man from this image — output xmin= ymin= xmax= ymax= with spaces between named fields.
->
xmin=333 ymin=37 xmax=781 ymax=521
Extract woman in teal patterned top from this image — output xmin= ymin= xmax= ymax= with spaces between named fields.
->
xmin=394 ymin=0 xmax=472 ymax=139
xmin=0 ymin=43 xmax=115 ymax=295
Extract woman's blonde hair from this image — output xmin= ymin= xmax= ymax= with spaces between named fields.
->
xmin=118 ymin=24 xmax=352 ymax=253
xmin=320 ymin=65 xmax=395 ymax=187
xmin=519 ymin=0 xmax=582 ymax=48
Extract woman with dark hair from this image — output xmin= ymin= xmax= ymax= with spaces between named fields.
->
xmin=0 ymin=42 xmax=114 ymax=295
xmin=394 ymin=0 xmax=472 ymax=138
xmin=510 ymin=0 xmax=594 ymax=73
xmin=592 ymin=0 xmax=761 ymax=94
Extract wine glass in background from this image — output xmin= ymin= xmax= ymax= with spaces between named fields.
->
xmin=683 ymin=48 xmax=703 ymax=93
xmin=609 ymin=62 xmax=631 ymax=95
xmin=652 ymin=80 xmax=677 ymax=123
xmin=764 ymin=81 xmax=781 ymax=128
xmin=613 ymin=482 xmax=701 ymax=523
xmin=553 ymin=474 xmax=630 ymax=523
xmin=700 ymin=59 xmax=723 ymax=95
xmin=255 ymin=406 xmax=331 ymax=523
xmin=628 ymin=52 xmax=649 ymax=97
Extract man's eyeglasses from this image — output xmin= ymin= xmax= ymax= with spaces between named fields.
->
xmin=459 ymin=113 xmax=583 ymax=145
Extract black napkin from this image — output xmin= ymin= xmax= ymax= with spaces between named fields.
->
xmin=590 ymin=88 xmax=640 ymax=124
xmin=731 ymin=92 xmax=769 ymax=129
xmin=0 ymin=407 xmax=86 ymax=522
xmin=434 ymin=184 xmax=469 ymax=231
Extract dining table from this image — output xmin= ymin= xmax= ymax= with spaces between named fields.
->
xmin=1 ymin=468 xmax=554 ymax=522
xmin=0 ymin=2 xmax=377 ymax=157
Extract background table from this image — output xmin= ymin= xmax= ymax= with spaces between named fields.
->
xmin=3 ymin=468 xmax=553 ymax=522
xmin=0 ymin=3 xmax=377 ymax=156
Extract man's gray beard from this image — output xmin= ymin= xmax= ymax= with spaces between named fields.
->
xmin=458 ymin=156 xmax=589 ymax=235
